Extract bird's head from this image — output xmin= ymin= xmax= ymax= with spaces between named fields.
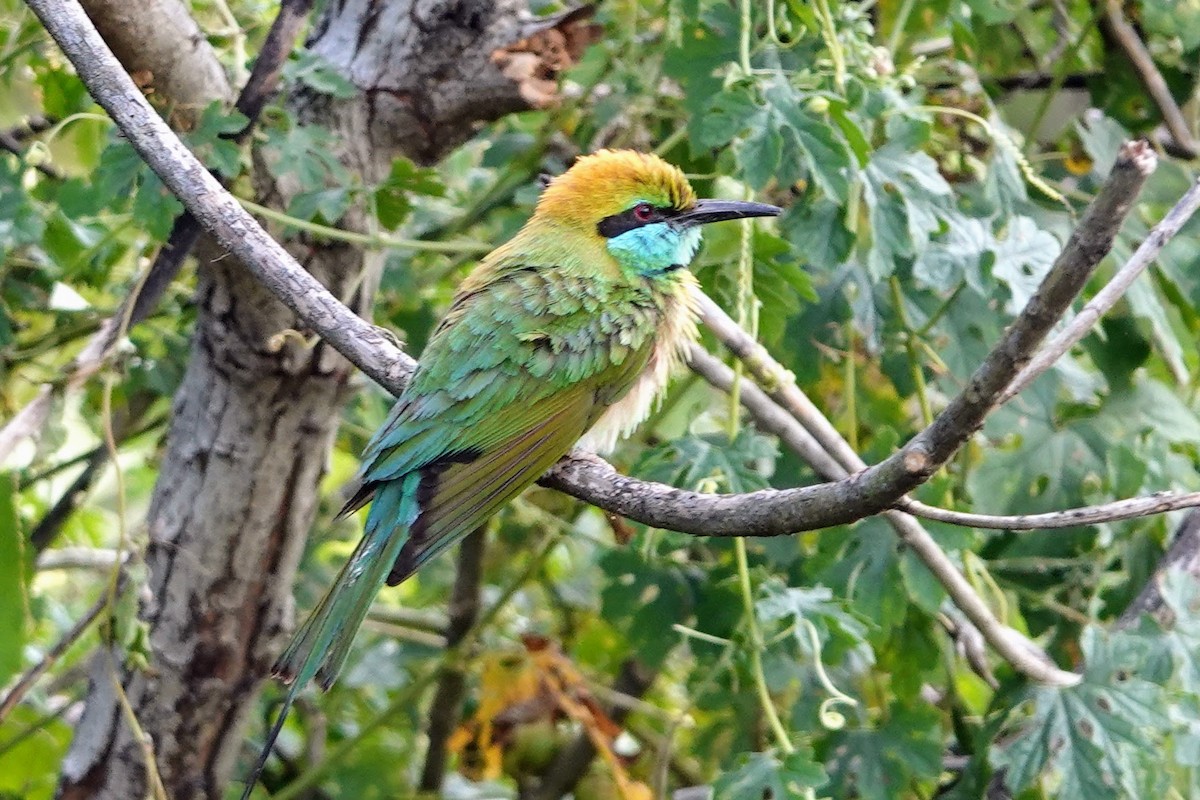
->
xmin=534 ymin=150 xmax=781 ymax=277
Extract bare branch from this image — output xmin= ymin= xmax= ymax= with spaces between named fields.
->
xmin=900 ymin=492 xmax=1200 ymax=530
xmin=685 ymin=347 xmax=845 ymax=478
xmin=36 ymin=547 xmax=124 ymax=572
xmin=419 ymin=529 xmax=486 ymax=792
xmin=229 ymin=0 xmax=314 ymax=135
xmin=1001 ymin=176 xmax=1200 ymax=402
xmin=0 ymin=590 xmax=108 ymax=724
xmin=1118 ymin=510 xmax=1200 ymax=627
xmin=1100 ymin=0 xmax=1197 ymax=159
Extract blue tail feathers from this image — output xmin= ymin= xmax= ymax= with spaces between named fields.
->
xmin=238 ymin=473 xmax=421 ymax=799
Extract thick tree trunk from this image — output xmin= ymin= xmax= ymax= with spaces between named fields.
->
xmin=57 ymin=2 xmax=585 ymax=797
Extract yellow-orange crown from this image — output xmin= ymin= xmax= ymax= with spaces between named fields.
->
xmin=535 ymin=150 xmax=697 ymax=228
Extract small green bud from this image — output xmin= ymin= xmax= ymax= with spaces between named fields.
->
xmin=807 ymin=96 xmax=831 ymax=114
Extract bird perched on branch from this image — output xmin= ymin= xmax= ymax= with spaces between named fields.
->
xmin=241 ymin=150 xmax=779 ymax=796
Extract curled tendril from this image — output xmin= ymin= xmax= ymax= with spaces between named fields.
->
xmin=801 ymin=618 xmax=859 ymax=731
xmin=915 ymin=104 xmax=1069 ymax=212
xmin=267 ymin=328 xmax=318 ymax=352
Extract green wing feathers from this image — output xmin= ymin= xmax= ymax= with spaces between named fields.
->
xmin=283 ymin=267 xmax=661 ymax=686
xmin=384 ymin=382 xmax=599 ymax=584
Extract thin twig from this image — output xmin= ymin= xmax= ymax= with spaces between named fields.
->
xmin=1117 ymin=509 xmax=1200 ymax=627
xmin=36 ymin=546 xmax=125 ymax=571
xmin=0 ymin=591 xmax=108 ymax=723
xmin=0 ymin=126 xmax=63 ymax=178
xmin=1101 ymin=0 xmax=1197 ymax=158
xmin=418 ymin=528 xmax=486 ymax=792
xmin=900 ymin=491 xmax=1200 ymax=530
xmin=1001 ymin=176 xmax=1200 ymax=402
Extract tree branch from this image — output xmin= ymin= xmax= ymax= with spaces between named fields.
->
xmin=686 ymin=344 xmax=1079 ymax=685
xmin=0 ymin=589 xmax=108 ymax=724
xmin=418 ymin=528 xmax=486 ymax=792
xmin=839 ymin=140 xmax=1154 ymax=494
xmin=1118 ymin=509 xmax=1200 ymax=627
xmin=77 ymin=0 xmax=230 ymax=118
xmin=1100 ymin=0 xmax=1197 ymax=159
xmin=1001 ymin=176 xmax=1200 ymax=402
xmin=900 ymin=492 xmax=1200 ymax=531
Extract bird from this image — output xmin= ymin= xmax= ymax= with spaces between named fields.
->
xmin=240 ymin=150 xmax=779 ymax=797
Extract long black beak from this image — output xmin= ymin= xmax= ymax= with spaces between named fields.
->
xmin=675 ymin=199 xmax=782 ymax=227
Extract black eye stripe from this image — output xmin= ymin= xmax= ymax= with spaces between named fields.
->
xmin=597 ymin=205 xmax=674 ymax=238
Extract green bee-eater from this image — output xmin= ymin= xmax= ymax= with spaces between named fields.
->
xmin=242 ymin=150 xmax=779 ymax=795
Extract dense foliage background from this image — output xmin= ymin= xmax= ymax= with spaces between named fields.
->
xmin=4 ymin=0 xmax=1200 ymax=797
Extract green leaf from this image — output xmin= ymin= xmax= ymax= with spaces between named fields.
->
xmin=756 ymin=580 xmax=872 ymax=667
xmin=713 ymin=748 xmax=828 ymax=799
xmin=997 ymin=626 xmax=1173 ymax=799
xmin=0 ymin=160 xmax=46 ymax=251
xmin=1076 ymin=115 xmax=1131 ymax=178
xmin=1124 ymin=277 xmax=1188 ymax=382
xmin=185 ymin=102 xmax=248 ymax=178
xmin=1149 ymin=569 xmax=1200 ymax=692
xmin=1141 ymin=0 xmax=1200 ymax=50
xmin=633 ymin=427 xmax=778 ymax=493
xmin=0 ymin=473 xmax=27 ymax=688
xmin=0 ymin=705 xmax=71 ymax=797
xmin=780 ymin=198 xmax=853 ymax=272
xmin=830 ymin=704 xmax=944 ymax=800
xmin=285 ymin=51 xmax=358 ymax=98
xmin=962 ymin=0 xmax=1021 ymax=24
xmin=738 ymin=123 xmax=784 ymax=191
xmin=991 ymin=216 xmax=1061 ymax=313
xmin=968 ymin=414 xmax=1105 ymax=516
xmin=262 ymin=122 xmax=349 ymax=194
xmin=289 ymin=187 xmax=352 ymax=224
xmin=373 ymin=157 xmax=445 ymax=229
xmin=695 ymin=86 xmax=765 ymax=149
xmin=861 ymin=145 xmax=953 ymax=279
xmin=817 ymin=519 xmax=907 ymax=631
xmin=754 ymin=229 xmax=817 ymax=345
xmin=913 ymin=214 xmax=992 ymax=293
xmin=766 ymin=83 xmax=851 ymax=198
xmin=599 ymin=550 xmax=692 ymax=666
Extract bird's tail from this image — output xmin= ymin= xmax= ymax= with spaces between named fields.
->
xmin=238 ymin=473 xmax=421 ymax=800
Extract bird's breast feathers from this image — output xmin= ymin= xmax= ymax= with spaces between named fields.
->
xmin=576 ymin=271 xmax=699 ymax=453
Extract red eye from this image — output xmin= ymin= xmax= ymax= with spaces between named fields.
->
xmin=633 ymin=203 xmax=654 ymax=221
